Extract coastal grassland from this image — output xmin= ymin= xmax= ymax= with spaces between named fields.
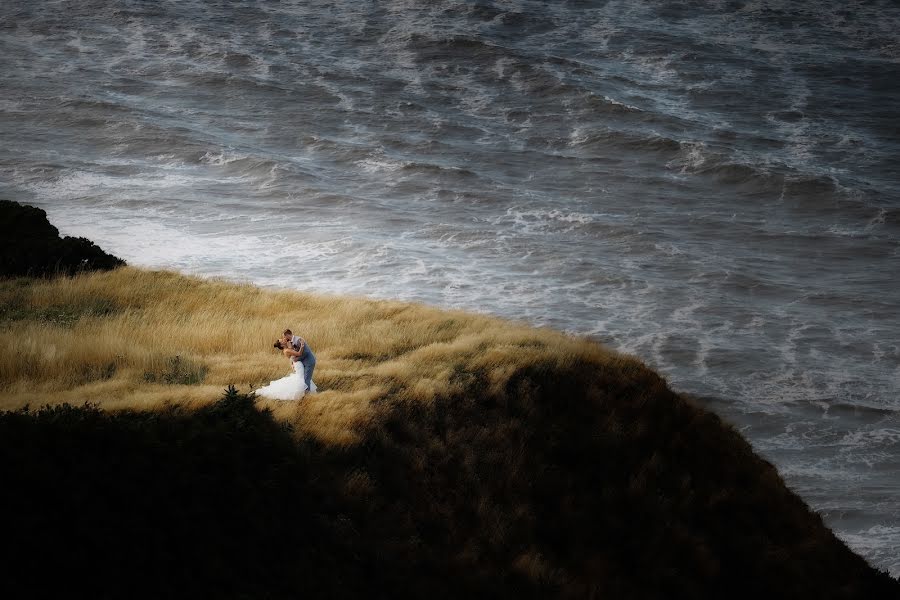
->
xmin=2 ymin=267 xmax=897 ymax=598
xmin=0 ymin=266 xmax=619 ymax=443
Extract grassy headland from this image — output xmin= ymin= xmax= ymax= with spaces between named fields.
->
xmin=0 ymin=202 xmax=896 ymax=597
xmin=0 ymin=266 xmax=624 ymax=446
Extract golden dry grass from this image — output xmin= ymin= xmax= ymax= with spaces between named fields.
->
xmin=0 ymin=267 xmax=628 ymax=445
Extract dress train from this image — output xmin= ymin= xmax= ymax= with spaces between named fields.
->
xmin=256 ymin=361 xmax=316 ymax=401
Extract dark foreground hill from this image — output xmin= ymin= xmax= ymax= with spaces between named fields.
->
xmin=2 ymin=380 xmax=897 ymax=599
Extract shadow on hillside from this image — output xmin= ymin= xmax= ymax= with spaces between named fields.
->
xmin=0 ymin=388 xmax=524 ymax=599
xmin=2 ymin=378 xmax=897 ymax=599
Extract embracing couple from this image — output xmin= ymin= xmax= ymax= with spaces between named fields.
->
xmin=256 ymin=328 xmax=317 ymax=401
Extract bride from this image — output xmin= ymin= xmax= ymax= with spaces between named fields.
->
xmin=256 ymin=340 xmax=317 ymax=401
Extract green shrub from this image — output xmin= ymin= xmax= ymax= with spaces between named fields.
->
xmin=143 ymin=355 xmax=207 ymax=385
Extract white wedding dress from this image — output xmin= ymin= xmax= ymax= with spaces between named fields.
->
xmin=256 ymin=360 xmax=317 ymax=401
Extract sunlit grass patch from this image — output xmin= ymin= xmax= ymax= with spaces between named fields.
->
xmin=0 ymin=267 xmax=623 ymax=441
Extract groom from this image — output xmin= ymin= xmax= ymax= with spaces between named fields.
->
xmin=283 ymin=328 xmax=316 ymax=392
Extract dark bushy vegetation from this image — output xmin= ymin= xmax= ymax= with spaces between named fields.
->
xmin=0 ymin=199 xmax=124 ymax=277
xmin=2 ymin=374 xmax=897 ymax=599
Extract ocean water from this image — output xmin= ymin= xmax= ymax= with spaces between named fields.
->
xmin=1 ymin=0 xmax=898 ymax=575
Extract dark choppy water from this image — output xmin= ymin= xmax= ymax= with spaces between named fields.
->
xmin=1 ymin=0 xmax=898 ymax=574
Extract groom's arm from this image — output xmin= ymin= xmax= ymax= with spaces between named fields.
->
xmin=284 ymin=346 xmax=303 ymax=360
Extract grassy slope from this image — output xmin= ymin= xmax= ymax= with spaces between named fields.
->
xmin=0 ymin=267 xmax=629 ymax=444
xmin=1 ymin=268 xmax=897 ymax=599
